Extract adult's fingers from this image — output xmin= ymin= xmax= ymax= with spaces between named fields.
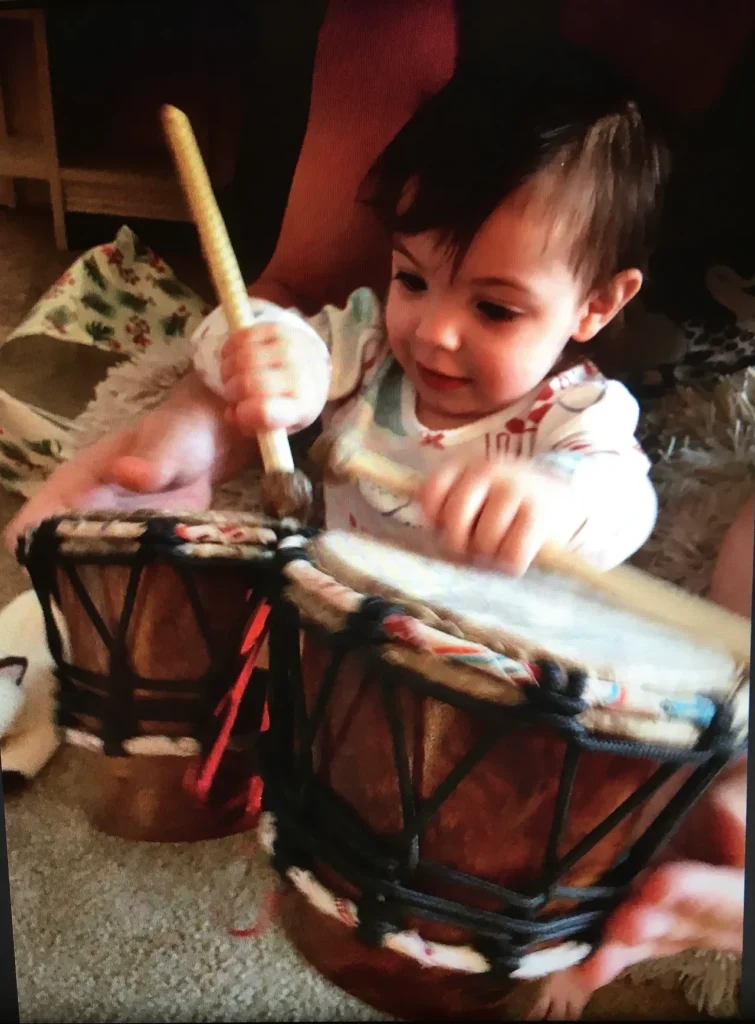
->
xmin=604 ymin=861 xmax=744 ymax=952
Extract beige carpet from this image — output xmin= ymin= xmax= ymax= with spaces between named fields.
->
xmin=0 ymin=209 xmax=742 ymax=1021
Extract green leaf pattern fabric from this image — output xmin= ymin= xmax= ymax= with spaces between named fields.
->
xmin=0 ymin=225 xmax=212 ymax=498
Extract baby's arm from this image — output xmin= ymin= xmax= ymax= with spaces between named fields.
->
xmin=104 ymin=276 xmax=327 ymax=489
xmin=417 ymin=377 xmax=656 ymax=576
xmin=531 ymin=378 xmax=657 ymax=571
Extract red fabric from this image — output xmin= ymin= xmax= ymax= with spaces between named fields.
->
xmin=262 ymin=0 xmax=458 ymax=310
xmin=184 ymin=600 xmax=271 ymax=807
xmin=561 ymin=0 xmax=755 ymax=117
xmin=229 ymin=887 xmax=281 ymax=939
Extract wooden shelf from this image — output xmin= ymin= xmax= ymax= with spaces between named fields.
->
xmin=0 ymin=134 xmax=46 ymax=178
xmin=56 ymin=144 xmax=191 ymax=221
xmin=0 ymin=7 xmax=64 ymax=246
xmin=61 ymin=163 xmax=188 ymax=222
xmin=0 ymin=5 xmax=242 ymax=249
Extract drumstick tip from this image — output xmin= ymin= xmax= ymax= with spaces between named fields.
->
xmin=260 ymin=468 xmax=313 ymax=521
xmin=160 ymin=103 xmax=186 ymax=130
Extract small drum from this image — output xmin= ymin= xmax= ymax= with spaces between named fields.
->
xmin=259 ymin=530 xmax=748 ymax=1020
xmin=17 ymin=509 xmax=308 ymax=843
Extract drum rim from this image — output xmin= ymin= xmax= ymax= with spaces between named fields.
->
xmin=282 ymin=533 xmax=748 ymax=752
xmin=16 ymin=509 xmax=310 ymax=564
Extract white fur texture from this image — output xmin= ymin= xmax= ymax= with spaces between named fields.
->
xmin=0 ymin=659 xmax=24 ymax=738
xmin=0 ymin=590 xmax=65 ymax=779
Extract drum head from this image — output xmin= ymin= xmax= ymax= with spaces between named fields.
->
xmin=311 ymin=531 xmax=740 ymax=698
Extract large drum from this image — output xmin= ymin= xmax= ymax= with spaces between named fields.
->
xmin=17 ymin=509 xmax=308 ymax=843
xmin=259 ymin=530 xmax=748 ymax=1020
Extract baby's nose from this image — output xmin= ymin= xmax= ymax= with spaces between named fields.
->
xmin=416 ymin=313 xmax=462 ymax=351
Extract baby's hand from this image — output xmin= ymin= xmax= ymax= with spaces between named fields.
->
xmin=417 ymin=455 xmax=586 ymax=576
xmin=218 ymin=322 xmax=331 ymax=436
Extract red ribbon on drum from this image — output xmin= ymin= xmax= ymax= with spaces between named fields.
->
xmin=183 ymin=599 xmax=271 ymax=820
xmin=228 ymin=887 xmax=282 ymax=940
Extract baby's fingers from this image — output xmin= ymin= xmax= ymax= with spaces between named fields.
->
xmin=419 ymin=462 xmax=496 ymax=556
xmin=219 ymin=328 xmax=280 ymax=385
xmin=415 ymin=460 xmax=463 ymax=519
xmin=494 ymin=502 xmax=548 ymax=577
xmin=467 ymin=482 xmax=522 ymax=563
xmin=222 ymin=366 xmax=296 ymax=405
xmin=220 ymin=325 xmax=276 ymax=362
xmin=232 ymin=395 xmax=309 ymax=434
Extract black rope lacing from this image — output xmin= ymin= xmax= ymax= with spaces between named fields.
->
xmin=18 ymin=518 xmax=745 ymax=973
xmin=19 ymin=515 xmax=297 ymax=773
xmin=260 ymin=590 xmax=745 ymax=977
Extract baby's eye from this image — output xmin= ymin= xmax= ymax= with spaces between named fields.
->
xmin=394 ymin=270 xmax=426 ymax=293
xmin=477 ymin=301 xmax=518 ymax=323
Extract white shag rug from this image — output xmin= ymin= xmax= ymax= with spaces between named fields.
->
xmin=615 ymin=371 xmax=755 ymax=1019
xmin=632 ymin=370 xmax=755 ymax=596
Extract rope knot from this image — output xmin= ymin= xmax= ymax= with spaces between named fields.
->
xmin=527 ymin=661 xmax=589 ymax=717
xmin=142 ymin=516 xmax=183 ymax=550
xmin=274 ymin=535 xmax=312 ymax=571
xmin=355 ymin=893 xmax=400 ymax=948
xmin=697 ymin=700 xmax=740 ymax=757
xmin=473 ymin=935 xmax=524 ymax=977
xmin=343 ymin=597 xmax=405 ymax=646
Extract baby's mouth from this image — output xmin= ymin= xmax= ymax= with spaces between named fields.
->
xmin=415 ymin=364 xmax=472 ymax=392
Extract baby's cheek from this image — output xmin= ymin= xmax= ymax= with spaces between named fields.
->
xmin=476 ymin=352 xmax=530 ymax=404
xmin=386 ymin=331 xmax=412 ymax=375
xmin=384 ymin=298 xmax=415 ymax=356
xmin=505 ymin=337 xmax=565 ymax=400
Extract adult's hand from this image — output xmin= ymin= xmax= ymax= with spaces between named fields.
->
xmin=4 ymin=371 xmax=256 ymax=552
xmin=526 ymin=759 xmax=746 ymax=1019
xmin=581 ymin=757 xmax=746 ymax=991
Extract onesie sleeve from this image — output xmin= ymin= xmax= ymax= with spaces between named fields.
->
xmin=531 ymin=374 xmax=657 ymax=570
xmin=191 ymin=286 xmax=387 ymax=405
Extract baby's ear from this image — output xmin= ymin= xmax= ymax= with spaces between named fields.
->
xmin=572 ymin=269 xmax=643 ymax=343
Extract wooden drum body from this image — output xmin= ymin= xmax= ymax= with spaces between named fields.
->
xmin=259 ymin=531 xmax=748 ymax=1020
xmin=18 ymin=510 xmax=305 ymax=843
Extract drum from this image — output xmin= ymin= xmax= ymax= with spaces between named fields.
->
xmin=17 ymin=509 xmax=309 ymax=843
xmin=259 ymin=530 xmax=748 ymax=1020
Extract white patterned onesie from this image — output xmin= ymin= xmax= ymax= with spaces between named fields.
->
xmin=193 ymin=287 xmax=657 ymax=570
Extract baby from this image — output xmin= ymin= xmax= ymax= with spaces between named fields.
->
xmin=5 ymin=56 xmax=669 ymax=584
xmin=186 ymin=63 xmax=672 ymax=1019
xmin=190 ymin=60 xmax=670 ymax=578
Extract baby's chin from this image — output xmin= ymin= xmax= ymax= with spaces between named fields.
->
xmin=414 ymin=384 xmax=527 ymax=430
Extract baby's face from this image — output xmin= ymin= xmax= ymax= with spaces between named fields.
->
xmin=384 ymin=193 xmax=593 ymax=429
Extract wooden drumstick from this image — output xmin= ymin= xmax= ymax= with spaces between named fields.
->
xmin=310 ymin=430 xmax=752 ymax=664
xmin=160 ymin=104 xmax=312 ymax=520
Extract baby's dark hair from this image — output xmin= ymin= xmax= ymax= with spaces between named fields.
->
xmin=362 ymin=43 xmax=672 ymax=293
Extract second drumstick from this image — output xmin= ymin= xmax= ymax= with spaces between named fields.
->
xmin=309 ymin=428 xmax=752 ymax=665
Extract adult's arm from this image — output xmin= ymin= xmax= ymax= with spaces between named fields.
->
xmin=244 ymin=0 xmax=457 ymax=315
